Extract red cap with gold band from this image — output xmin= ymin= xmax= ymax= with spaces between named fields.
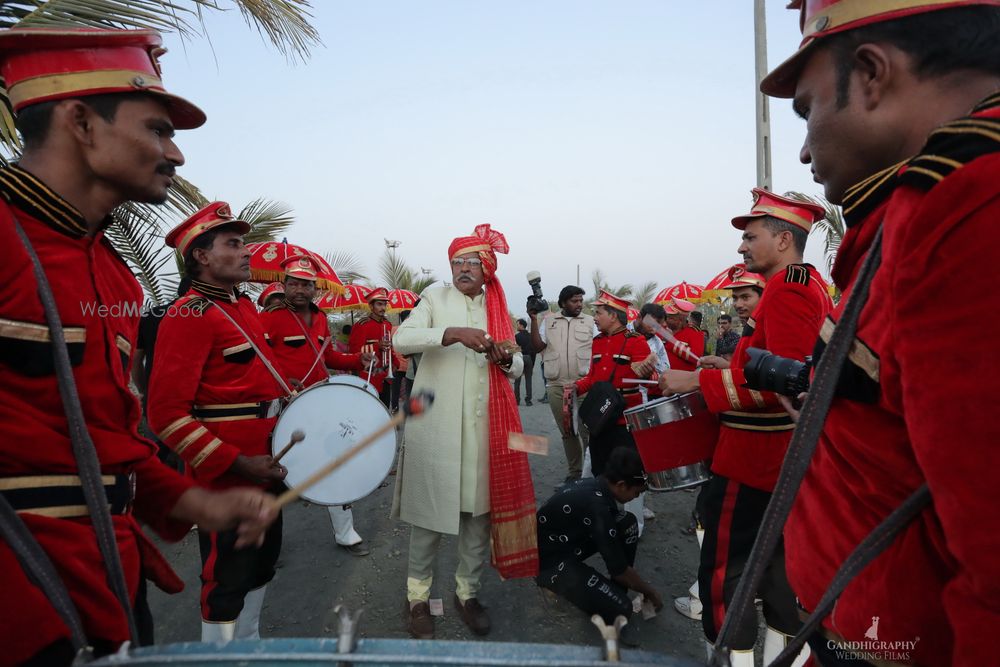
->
xmin=761 ymin=0 xmax=1000 ymax=98
xmin=366 ymin=287 xmax=390 ymax=303
xmin=281 ymin=255 xmax=319 ymax=282
xmin=663 ymin=297 xmax=696 ymax=315
xmin=724 ymin=264 xmax=767 ymax=291
xmin=731 ymin=187 xmax=826 ymax=232
xmin=165 ymin=201 xmax=250 ymax=257
xmin=590 ymin=289 xmax=631 ymax=313
xmin=257 ymin=282 xmax=285 ymax=307
xmin=0 ymin=27 xmax=206 ymax=129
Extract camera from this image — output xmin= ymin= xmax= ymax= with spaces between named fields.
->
xmin=742 ymin=347 xmax=811 ymax=397
xmin=526 ymin=271 xmax=549 ymax=314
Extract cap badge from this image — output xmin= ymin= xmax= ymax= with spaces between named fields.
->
xmin=131 ymin=75 xmax=148 ymax=89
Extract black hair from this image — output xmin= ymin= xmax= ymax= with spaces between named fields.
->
xmin=400 ymin=310 xmax=412 ymax=323
xmin=342 ymin=325 xmax=352 ymax=335
xmin=604 ymin=447 xmax=646 ymax=487
xmin=16 ymin=92 xmax=158 ymax=149
xmin=181 ymin=222 xmax=243 ymax=280
xmin=824 ymin=6 xmax=1000 ymax=108
xmin=690 ymin=311 xmax=703 ymax=326
xmin=558 ymin=285 xmax=585 ymax=307
xmin=516 ymin=318 xmax=527 ymax=327
xmin=719 ymin=313 xmax=732 ymax=323
xmin=177 ymin=275 xmax=192 ymax=297
xmin=639 ymin=303 xmax=665 ymax=320
xmin=598 ymin=304 xmax=628 ymax=326
xmin=760 ymin=216 xmax=808 ymax=256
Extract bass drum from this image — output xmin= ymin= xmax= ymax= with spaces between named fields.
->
xmin=272 ymin=380 xmax=395 ymax=506
xmin=327 ymin=373 xmax=378 ymax=398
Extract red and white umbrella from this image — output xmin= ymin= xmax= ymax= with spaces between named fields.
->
xmin=246 ymin=239 xmax=344 ymax=294
xmin=654 ymin=281 xmax=706 ymax=305
xmin=385 ymin=288 xmax=419 ymax=313
xmin=316 ymin=284 xmax=372 ymax=312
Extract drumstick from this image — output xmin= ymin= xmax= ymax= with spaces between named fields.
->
xmin=642 ymin=315 xmax=702 ymax=365
xmin=364 ymin=349 xmax=376 ymax=383
xmin=273 ymin=391 xmax=435 ymax=511
xmin=273 ymin=429 xmax=305 ymax=463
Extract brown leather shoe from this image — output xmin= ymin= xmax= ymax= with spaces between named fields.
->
xmin=454 ymin=594 xmax=491 ymax=636
xmin=405 ymin=600 xmax=434 ymax=639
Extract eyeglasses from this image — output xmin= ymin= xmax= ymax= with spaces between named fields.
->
xmin=450 ymin=258 xmax=483 ymax=268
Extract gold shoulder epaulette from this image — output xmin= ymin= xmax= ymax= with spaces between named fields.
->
xmin=263 ymin=301 xmax=286 ymax=313
xmin=180 ymin=295 xmax=211 ymax=314
xmin=784 ymin=264 xmax=810 ymax=286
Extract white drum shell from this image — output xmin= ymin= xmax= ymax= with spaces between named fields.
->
xmin=272 ymin=381 xmax=396 ymax=505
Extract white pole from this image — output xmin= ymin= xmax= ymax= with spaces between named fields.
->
xmin=754 ymin=0 xmax=773 ymax=191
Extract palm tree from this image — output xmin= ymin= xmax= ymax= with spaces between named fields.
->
xmin=631 ymin=280 xmax=659 ymax=308
xmin=324 ymin=249 xmax=369 ymax=286
xmin=591 ymin=269 xmax=634 ymax=301
xmin=786 ymin=191 xmax=845 ymax=275
xmin=378 ymin=250 xmax=438 ymax=294
xmin=0 ymin=1 xmax=320 ymax=300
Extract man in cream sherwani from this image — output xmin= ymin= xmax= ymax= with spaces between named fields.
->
xmin=393 ymin=226 xmax=530 ymax=640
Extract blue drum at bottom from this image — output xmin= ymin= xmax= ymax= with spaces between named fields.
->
xmin=90 ymin=638 xmax=702 ymax=666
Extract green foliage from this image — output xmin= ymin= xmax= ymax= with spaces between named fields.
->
xmin=378 ymin=250 xmax=437 ymax=294
xmin=785 ymin=191 xmax=844 ymax=276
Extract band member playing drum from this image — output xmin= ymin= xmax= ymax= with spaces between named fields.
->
xmin=535 ymin=447 xmax=663 ymax=647
xmin=148 ymin=202 xmax=291 ymax=643
xmin=659 ymin=190 xmax=831 ymax=667
xmin=393 ymin=225 xmax=537 ymax=640
xmin=350 ymin=287 xmax=396 ymax=407
xmin=570 ymin=291 xmax=654 ymax=478
xmin=0 ymin=30 xmax=276 ymax=664
xmin=261 ymin=255 xmax=374 ymax=557
xmin=661 ymin=297 xmax=704 ymax=371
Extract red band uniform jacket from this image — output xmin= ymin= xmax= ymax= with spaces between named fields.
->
xmin=261 ymin=300 xmax=362 ymax=388
xmin=0 ymin=166 xmax=193 ymax=662
xmin=575 ymin=329 xmax=652 ymax=423
xmin=348 ymin=314 xmax=395 ymax=393
xmin=147 ymin=281 xmax=288 ymax=489
xmin=785 ymin=94 xmax=1000 ymax=666
xmin=666 ymin=324 xmax=705 ymax=371
xmin=699 ymin=264 xmax=832 ymax=492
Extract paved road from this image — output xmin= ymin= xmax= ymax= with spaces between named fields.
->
xmin=147 ymin=371 xmax=708 ymax=661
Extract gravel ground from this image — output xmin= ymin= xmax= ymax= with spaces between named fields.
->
xmin=147 ymin=372 xmax=710 ymax=662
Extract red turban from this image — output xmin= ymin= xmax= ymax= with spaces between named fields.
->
xmin=448 ymin=224 xmax=538 ymax=579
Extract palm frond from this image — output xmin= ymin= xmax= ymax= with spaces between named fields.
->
xmin=106 ymin=202 xmax=175 ymax=304
xmin=229 ymin=0 xmax=320 ymax=61
xmin=632 ymin=280 xmax=659 ymax=307
xmin=410 ymin=274 xmax=437 ymax=295
xmin=239 ymin=198 xmax=295 ymax=243
xmin=785 ymin=191 xmax=844 ymax=274
xmin=323 ymin=249 xmax=368 ymax=284
xmin=3 ymin=0 xmax=206 ymax=32
xmin=378 ymin=250 xmax=414 ymax=290
xmin=167 ymin=174 xmax=210 ymax=217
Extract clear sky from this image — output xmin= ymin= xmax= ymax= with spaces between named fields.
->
xmin=159 ymin=1 xmax=822 ymax=313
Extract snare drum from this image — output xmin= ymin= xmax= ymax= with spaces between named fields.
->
xmin=272 ymin=380 xmax=396 ymax=505
xmin=624 ymin=392 xmax=718 ymax=491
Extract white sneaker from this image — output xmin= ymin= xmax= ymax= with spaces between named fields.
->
xmin=673 ymin=595 xmax=702 ymax=620
xmin=642 ymin=507 xmax=655 ymax=520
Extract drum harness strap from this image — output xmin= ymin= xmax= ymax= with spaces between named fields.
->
xmin=207 ymin=301 xmax=295 ymax=397
xmin=711 ymin=226 xmax=932 ymax=667
xmin=1 ymin=213 xmax=138 ymax=660
xmin=288 ymin=307 xmax=334 ymax=383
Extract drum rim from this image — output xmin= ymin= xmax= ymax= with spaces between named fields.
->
xmin=272 ymin=381 xmax=395 ymax=506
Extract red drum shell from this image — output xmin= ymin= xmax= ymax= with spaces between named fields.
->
xmin=624 ymin=392 xmax=718 ymax=473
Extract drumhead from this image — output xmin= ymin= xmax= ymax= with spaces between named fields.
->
xmin=272 ymin=382 xmax=396 ymax=505
xmin=326 ymin=373 xmax=378 ymax=398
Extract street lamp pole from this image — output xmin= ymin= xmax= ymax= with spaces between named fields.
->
xmin=754 ymin=0 xmax=773 ymax=191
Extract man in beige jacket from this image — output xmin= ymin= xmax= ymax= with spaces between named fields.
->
xmin=528 ymin=285 xmax=594 ymax=482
